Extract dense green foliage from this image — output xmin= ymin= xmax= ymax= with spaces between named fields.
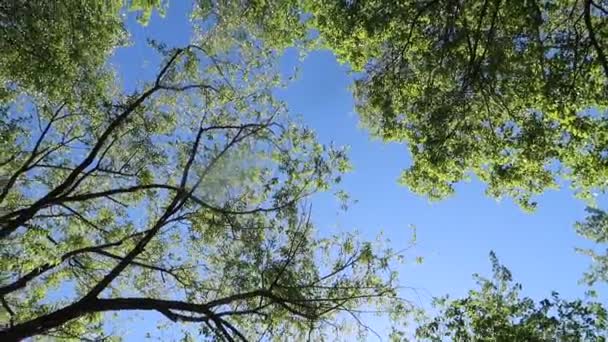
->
xmin=0 ymin=0 xmax=124 ymax=102
xmin=415 ymin=253 xmax=608 ymax=341
xmin=0 ymin=2 xmax=410 ymax=340
xmin=0 ymin=0 xmax=167 ymax=103
xmin=308 ymin=0 xmax=608 ymax=210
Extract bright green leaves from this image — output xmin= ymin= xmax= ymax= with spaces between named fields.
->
xmin=128 ymin=0 xmax=168 ymax=25
xmin=308 ymin=0 xmax=608 ymax=210
xmin=576 ymin=207 xmax=608 ymax=286
xmin=416 ymin=252 xmax=608 ymax=341
xmin=0 ymin=0 xmax=172 ymax=104
xmin=193 ymin=0 xmax=309 ymax=52
xmin=0 ymin=1 xmax=126 ymax=103
xmin=304 ymin=0 xmax=397 ymax=71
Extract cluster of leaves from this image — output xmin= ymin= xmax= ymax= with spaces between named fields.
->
xmin=0 ymin=0 xmax=123 ymax=104
xmin=0 ymin=0 xmax=168 ymax=103
xmin=129 ymin=0 xmax=169 ymax=24
xmin=307 ymin=0 xmax=608 ymax=210
xmin=0 ymin=1 xmax=412 ymax=340
xmin=576 ymin=207 xmax=608 ymax=286
xmin=194 ymin=0 xmax=309 ymax=51
xmin=414 ymin=252 xmax=608 ymax=341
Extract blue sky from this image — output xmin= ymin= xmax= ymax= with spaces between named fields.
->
xmin=110 ymin=2 xmax=607 ymax=339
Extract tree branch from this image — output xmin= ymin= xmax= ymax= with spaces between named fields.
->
xmin=585 ymin=0 xmax=608 ymax=79
xmin=0 ymin=230 xmax=147 ymax=296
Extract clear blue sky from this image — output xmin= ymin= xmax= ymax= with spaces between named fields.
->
xmin=109 ymin=2 xmax=607 ymax=339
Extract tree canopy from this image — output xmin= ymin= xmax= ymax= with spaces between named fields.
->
xmin=304 ymin=0 xmax=608 ymax=290
xmin=0 ymin=0 xmax=171 ymax=103
xmin=0 ymin=1 xmax=410 ymax=340
xmin=415 ymin=252 xmax=608 ymax=341
xmin=0 ymin=0 xmax=124 ymax=102
xmin=307 ymin=0 xmax=608 ymax=210
xmin=2 ymin=0 xmax=608 ymax=340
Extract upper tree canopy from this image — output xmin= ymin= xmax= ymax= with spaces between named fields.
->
xmin=307 ymin=0 xmax=608 ymax=210
xmin=0 ymin=0 xmax=124 ymax=102
xmin=0 ymin=0 xmax=169 ymax=103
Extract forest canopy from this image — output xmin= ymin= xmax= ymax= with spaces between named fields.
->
xmin=1 ymin=0 xmax=607 ymax=340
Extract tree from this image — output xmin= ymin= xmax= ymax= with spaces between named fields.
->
xmin=414 ymin=252 xmax=608 ymax=341
xmin=0 ymin=2 xmax=410 ymax=340
xmin=0 ymin=0 xmax=167 ymax=103
xmin=306 ymin=0 xmax=608 ymax=210
xmin=302 ymin=0 xmax=608 ymax=289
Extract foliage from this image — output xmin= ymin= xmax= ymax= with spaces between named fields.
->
xmin=0 ymin=1 xmax=122 ymax=103
xmin=414 ymin=252 xmax=608 ymax=341
xmin=0 ymin=2 xmax=411 ymax=340
xmin=0 ymin=0 xmax=168 ymax=103
xmin=307 ymin=0 xmax=608 ymax=211
xmin=194 ymin=0 xmax=309 ymax=51
xmin=576 ymin=207 xmax=608 ymax=286
xmin=129 ymin=0 xmax=168 ymax=24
